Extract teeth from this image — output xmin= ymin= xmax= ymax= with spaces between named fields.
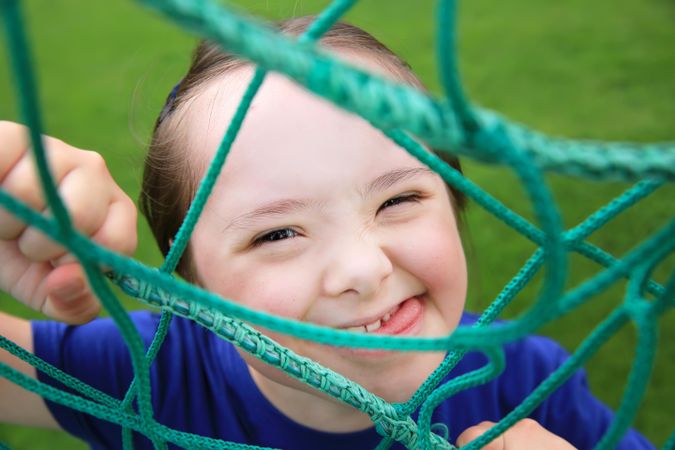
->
xmin=364 ymin=319 xmax=382 ymax=332
xmin=344 ymin=318 xmax=382 ymax=333
xmin=343 ymin=303 xmax=403 ymax=333
xmin=382 ymin=304 xmax=400 ymax=323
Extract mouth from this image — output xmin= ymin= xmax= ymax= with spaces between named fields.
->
xmin=340 ymin=296 xmax=425 ymax=336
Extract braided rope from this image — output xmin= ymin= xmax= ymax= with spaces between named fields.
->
xmin=0 ymin=0 xmax=672 ymax=449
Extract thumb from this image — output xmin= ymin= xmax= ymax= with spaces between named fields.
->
xmin=456 ymin=421 xmax=504 ymax=449
xmin=42 ymin=263 xmax=101 ymax=324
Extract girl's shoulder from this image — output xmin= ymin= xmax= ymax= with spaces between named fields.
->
xmin=459 ymin=311 xmax=570 ymax=368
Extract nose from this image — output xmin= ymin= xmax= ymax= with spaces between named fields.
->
xmin=322 ymin=232 xmax=393 ymax=299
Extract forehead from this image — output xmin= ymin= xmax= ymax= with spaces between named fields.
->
xmin=181 ymin=61 xmax=425 ymax=202
xmin=182 ymin=49 xmax=410 ymax=163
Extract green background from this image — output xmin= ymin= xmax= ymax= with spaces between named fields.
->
xmin=1 ymin=0 xmax=673 ymax=448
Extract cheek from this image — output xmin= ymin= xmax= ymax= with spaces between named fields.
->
xmin=204 ymin=265 xmax=320 ymax=366
xmin=393 ymin=214 xmax=467 ymax=322
xmin=409 ymin=220 xmax=466 ymax=287
xmin=196 ymin=254 xmax=316 ymax=320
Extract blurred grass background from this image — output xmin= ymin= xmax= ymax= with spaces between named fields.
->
xmin=0 ymin=0 xmax=673 ymax=448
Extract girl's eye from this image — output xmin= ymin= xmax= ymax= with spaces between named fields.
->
xmin=252 ymin=228 xmax=298 ymax=246
xmin=378 ymin=194 xmax=421 ymax=213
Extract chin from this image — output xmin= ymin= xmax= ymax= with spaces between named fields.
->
xmin=246 ymin=314 xmax=453 ymax=407
xmin=333 ymin=349 xmax=448 ymax=404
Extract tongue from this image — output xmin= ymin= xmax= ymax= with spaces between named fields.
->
xmin=375 ymin=297 xmax=423 ymax=335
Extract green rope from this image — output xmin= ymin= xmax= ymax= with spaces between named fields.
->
xmin=663 ymin=430 xmax=675 ymax=450
xmin=0 ymin=0 xmax=672 ymax=448
xmin=436 ymin=0 xmax=478 ymax=134
xmin=119 ymin=3 xmax=360 ymax=447
xmin=0 ymin=336 xmax=122 ymax=409
xmin=4 ymin=186 xmax=668 ymax=354
xmin=140 ymin=0 xmax=675 ymax=182
xmin=2 ymin=0 xmax=160 ymax=447
xmin=0 ymin=0 xmax=73 ymax=236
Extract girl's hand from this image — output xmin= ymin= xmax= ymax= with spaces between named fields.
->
xmin=0 ymin=121 xmax=137 ymax=324
xmin=456 ymin=419 xmax=577 ymax=449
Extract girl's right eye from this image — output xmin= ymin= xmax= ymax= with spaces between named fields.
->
xmin=252 ymin=228 xmax=298 ymax=247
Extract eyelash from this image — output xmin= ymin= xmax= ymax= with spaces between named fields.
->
xmin=251 ymin=228 xmax=298 ymax=247
xmin=251 ymin=194 xmax=422 ymax=247
xmin=377 ymin=193 xmax=422 ymax=213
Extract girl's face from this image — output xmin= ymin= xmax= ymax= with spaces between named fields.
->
xmin=188 ymin=67 xmax=467 ymax=407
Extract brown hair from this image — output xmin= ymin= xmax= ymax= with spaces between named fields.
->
xmin=140 ymin=16 xmax=466 ymax=282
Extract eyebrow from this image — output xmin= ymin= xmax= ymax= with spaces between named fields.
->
xmin=361 ymin=167 xmax=434 ymax=198
xmin=225 ymin=199 xmax=315 ymax=231
xmin=225 ymin=167 xmax=433 ymax=232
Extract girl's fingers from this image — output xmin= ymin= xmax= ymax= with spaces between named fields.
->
xmin=0 ymin=135 xmax=98 ymax=240
xmin=501 ymin=419 xmax=577 ymax=449
xmin=17 ymin=159 xmax=115 ymax=262
xmin=456 ymin=421 xmax=503 ymax=449
xmin=0 ymin=122 xmax=133 ymax=323
xmin=90 ymin=193 xmax=138 ymax=257
xmin=0 ymin=243 xmax=101 ymax=324
xmin=0 ymin=151 xmax=46 ymax=239
xmin=48 ymin=191 xmax=138 ymax=269
xmin=0 ymin=121 xmax=30 ymax=180
xmin=41 ymin=263 xmax=100 ymax=324
xmin=456 ymin=419 xmax=577 ymax=450
xmin=1 ymin=136 xmax=136 ymax=264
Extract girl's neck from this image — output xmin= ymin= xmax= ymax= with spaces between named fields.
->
xmin=248 ymin=365 xmax=375 ymax=433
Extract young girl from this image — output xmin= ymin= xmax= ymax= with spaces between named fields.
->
xmin=0 ymin=18 xmax=655 ymax=450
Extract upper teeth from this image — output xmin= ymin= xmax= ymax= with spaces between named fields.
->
xmin=345 ymin=308 xmax=396 ymax=333
xmin=365 ymin=319 xmax=381 ymax=332
xmin=345 ymin=318 xmax=380 ymax=333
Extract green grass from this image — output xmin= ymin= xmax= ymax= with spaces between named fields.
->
xmin=1 ymin=0 xmax=673 ymax=448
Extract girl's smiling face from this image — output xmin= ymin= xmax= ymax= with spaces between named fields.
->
xmin=187 ymin=66 xmax=467 ymax=420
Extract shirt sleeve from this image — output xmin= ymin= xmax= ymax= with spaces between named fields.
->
xmin=31 ymin=311 xmax=165 ymax=448
xmin=501 ymin=335 xmax=655 ymax=450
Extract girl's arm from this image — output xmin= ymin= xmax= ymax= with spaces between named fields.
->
xmin=0 ymin=311 xmax=59 ymax=427
xmin=0 ymin=121 xmax=137 ymax=426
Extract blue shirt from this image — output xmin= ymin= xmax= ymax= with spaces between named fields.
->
xmin=32 ymin=312 xmax=654 ymax=450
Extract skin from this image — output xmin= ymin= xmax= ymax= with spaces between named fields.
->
xmin=186 ymin=68 xmax=467 ymax=430
xmin=0 ymin=121 xmax=136 ymax=427
xmin=0 ymin=65 xmax=577 ymax=447
xmin=456 ymin=420 xmax=576 ymax=449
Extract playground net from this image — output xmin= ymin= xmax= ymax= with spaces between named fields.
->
xmin=1 ymin=0 xmax=674 ymax=449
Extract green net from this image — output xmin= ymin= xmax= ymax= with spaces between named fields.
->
xmin=1 ymin=0 xmax=674 ymax=449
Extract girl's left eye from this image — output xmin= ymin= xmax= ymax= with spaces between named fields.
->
xmin=377 ymin=193 xmax=421 ymax=213
xmin=252 ymin=228 xmax=298 ymax=247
